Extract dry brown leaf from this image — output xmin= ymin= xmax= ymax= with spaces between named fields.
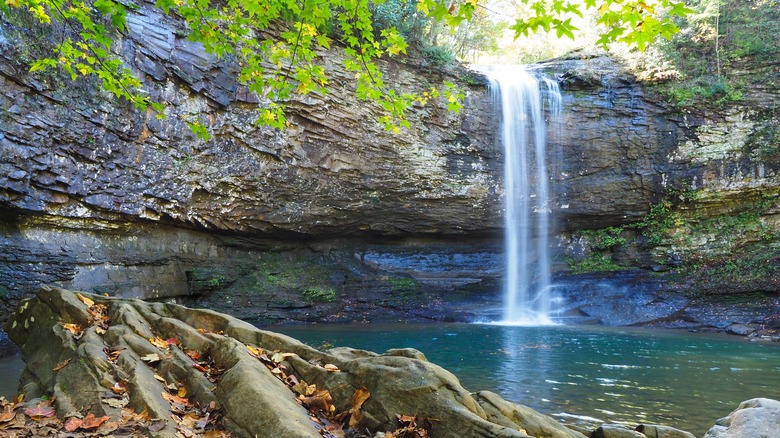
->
xmin=64 ymin=417 xmax=82 ymax=432
xmin=80 ymin=413 xmax=110 ymax=429
xmin=0 ymin=405 xmax=15 ymax=423
xmin=161 ymin=392 xmax=190 ymax=406
xmin=349 ymin=386 xmax=371 ymax=428
xmin=302 ymin=389 xmax=333 ymax=414
xmin=323 ymin=363 xmax=340 ymax=372
xmin=104 ymin=346 xmax=123 ymax=362
xmin=111 ymin=381 xmax=128 ymax=394
xmin=24 ymin=405 xmax=56 ymax=419
xmin=52 ymin=359 xmax=71 ymax=371
xmin=186 ymin=349 xmax=201 ymax=360
xmin=77 ymin=293 xmax=95 ymax=307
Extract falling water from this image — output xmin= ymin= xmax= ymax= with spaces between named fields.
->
xmin=483 ymin=65 xmax=562 ymax=325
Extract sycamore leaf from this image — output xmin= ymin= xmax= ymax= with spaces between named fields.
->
xmin=24 ymin=405 xmax=56 ymax=419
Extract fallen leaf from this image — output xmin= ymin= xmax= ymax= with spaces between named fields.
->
xmin=161 ymin=392 xmax=189 ymax=406
xmin=52 ymin=359 xmax=71 ymax=371
xmin=292 ymin=381 xmax=316 ymax=396
xmin=166 ymin=337 xmax=180 ymax=346
xmin=186 ymin=349 xmax=201 ymax=360
xmin=140 ymin=353 xmax=161 ymax=364
xmin=246 ymin=344 xmax=263 ymax=358
xmin=149 ymin=337 xmax=169 ymax=349
xmin=104 ymin=346 xmax=123 ymax=362
xmin=271 ymin=352 xmax=296 ymax=363
xmin=0 ymin=405 xmax=15 ymax=423
xmin=323 ymin=363 xmax=340 ymax=372
xmin=154 ymin=374 xmax=166 ymax=382
xmin=62 ymin=323 xmax=82 ymax=336
xmin=302 ymin=389 xmax=333 ymax=414
xmin=24 ymin=405 xmax=56 ymax=419
xmin=349 ymin=386 xmax=371 ymax=428
xmin=77 ymin=293 xmax=95 ymax=307
xmin=79 ymin=413 xmax=110 ymax=429
xmin=111 ymin=381 xmax=128 ymax=394
xmin=96 ymin=326 xmax=107 ymax=335
xmin=177 ymin=386 xmax=187 ymax=398
xmin=64 ymin=417 xmax=82 ymax=432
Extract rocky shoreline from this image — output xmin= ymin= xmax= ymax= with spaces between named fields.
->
xmin=1 ymin=286 xmax=778 ymax=437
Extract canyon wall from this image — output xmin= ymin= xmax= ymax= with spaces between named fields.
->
xmin=1 ymin=5 xmax=778 ymax=333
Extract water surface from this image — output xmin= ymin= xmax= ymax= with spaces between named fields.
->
xmin=273 ymin=323 xmax=780 ymax=436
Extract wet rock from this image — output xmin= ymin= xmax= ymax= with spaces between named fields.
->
xmin=703 ymin=398 xmax=780 ymax=438
xmin=6 ymin=285 xmax=593 ymax=438
xmin=725 ymin=324 xmax=756 ymax=336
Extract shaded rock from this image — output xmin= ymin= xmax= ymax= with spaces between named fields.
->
xmin=725 ymin=324 xmax=756 ymax=336
xmin=592 ymin=425 xmax=646 ymax=438
xmin=7 ymin=285 xmax=603 ymax=437
xmin=635 ymin=424 xmax=696 ymax=438
xmin=703 ymin=398 xmax=780 ymax=438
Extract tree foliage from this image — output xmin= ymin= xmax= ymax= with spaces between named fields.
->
xmin=0 ymin=0 xmax=692 ymax=135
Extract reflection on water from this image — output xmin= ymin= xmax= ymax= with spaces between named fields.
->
xmin=274 ymin=323 xmax=780 ymax=436
xmin=0 ymin=353 xmax=24 ymax=398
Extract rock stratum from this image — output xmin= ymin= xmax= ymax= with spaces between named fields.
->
xmin=8 ymin=286 xmax=758 ymax=438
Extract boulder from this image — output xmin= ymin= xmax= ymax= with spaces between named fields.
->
xmin=635 ymin=424 xmax=696 ymax=438
xmin=6 ymin=285 xmax=603 ymax=437
xmin=703 ymin=398 xmax=780 ymax=438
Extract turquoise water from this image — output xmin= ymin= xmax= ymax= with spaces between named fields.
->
xmin=273 ymin=323 xmax=780 ymax=436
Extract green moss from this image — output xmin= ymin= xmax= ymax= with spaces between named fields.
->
xmin=303 ymin=287 xmax=336 ymax=303
xmin=566 ymin=254 xmax=623 ymax=274
xmin=574 ymin=226 xmax=626 ymax=250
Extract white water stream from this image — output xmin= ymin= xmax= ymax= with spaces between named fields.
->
xmin=483 ymin=65 xmax=562 ymax=325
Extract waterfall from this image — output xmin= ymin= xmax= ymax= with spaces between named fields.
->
xmin=483 ymin=65 xmax=562 ymax=325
